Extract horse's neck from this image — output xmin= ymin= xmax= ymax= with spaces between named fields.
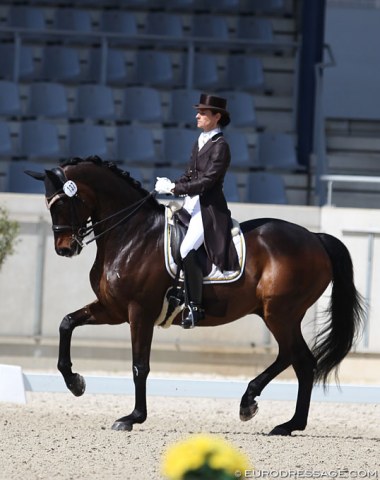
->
xmin=94 ymin=184 xmax=140 ymax=217
xmin=91 ymin=190 xmax=164 ymax=248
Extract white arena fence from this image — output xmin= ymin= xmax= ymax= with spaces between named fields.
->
xmin=0 ymin=193 xmax=380 ymax=353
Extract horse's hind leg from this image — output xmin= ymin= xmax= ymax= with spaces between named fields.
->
xmin=240 ymin=314 xmax=316 ymax=436
xmin=57 ymin=301 xmax=112 ymax=396
xmin=270 ymin=328 xmax=316 ymax=436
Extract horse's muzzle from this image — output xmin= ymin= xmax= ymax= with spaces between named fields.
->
xmin=56 ymin=243 xmax=82 ymax=257
xmin=56 ymin=247 xmax=74 ymax=257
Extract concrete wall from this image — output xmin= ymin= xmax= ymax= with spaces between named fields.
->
xmin=0 ymin=193 xmax=379 ymax=352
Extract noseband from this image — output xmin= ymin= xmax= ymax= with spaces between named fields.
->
xmin=47 ymin=167 xmax=155 ymax=247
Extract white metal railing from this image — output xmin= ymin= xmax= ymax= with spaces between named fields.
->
xmin=320 ymin=174 xmax=380 ymax=205
xmin=343 ymin=227 xmax=380 ymax=349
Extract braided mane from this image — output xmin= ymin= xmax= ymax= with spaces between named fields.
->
xmin=61 ymin=155 xmax=157 ymax=202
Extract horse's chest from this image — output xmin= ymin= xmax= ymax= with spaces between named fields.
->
xmin=101 ymin=271 xmax=122 ymax=299
xmin=91 ymin=264 xmax=121 ymax=302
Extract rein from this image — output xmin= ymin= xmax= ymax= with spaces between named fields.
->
xmin=79 ymin=191 xmax=156 ymax=246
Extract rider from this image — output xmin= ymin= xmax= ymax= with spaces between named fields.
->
xmin=155 ymin=93 xmax=239 ymax=329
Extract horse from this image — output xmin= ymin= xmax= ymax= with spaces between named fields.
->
xmin=26 ymin=156 xmax=365 ymax=435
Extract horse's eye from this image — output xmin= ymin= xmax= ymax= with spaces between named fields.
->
xmin=54 ymin=200 xmax=65 ymax=208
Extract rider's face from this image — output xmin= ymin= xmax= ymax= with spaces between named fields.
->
xmin=196 ymin=109 xmax=221 ymax=132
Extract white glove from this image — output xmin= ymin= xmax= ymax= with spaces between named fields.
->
xmin=155 ymin=177 xmax=175 ymax=195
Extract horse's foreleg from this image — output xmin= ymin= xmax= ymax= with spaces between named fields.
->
xmin=57 ymin=301 xmax=111 ymax=397
xmin=112 ymin=307 xmax=154 ymax=432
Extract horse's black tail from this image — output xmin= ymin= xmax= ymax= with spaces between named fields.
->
xmin=314 ymin=233 xmax=366 ymax=386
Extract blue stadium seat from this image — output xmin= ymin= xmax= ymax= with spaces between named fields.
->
xmin=237 ymin=17 xmax=274 ymax=43
xmin=27 ymin=83 xmax=68 ymax=118
xmin=246 ymin=172 xmax=287 ymax=204
xmin=7 ymin=161 xmax=47 ymax=194
xmin=74 ymin=84 xmax=115 ymax=120
xmin=226 ymin=55 xmax=265 ymax=91
xmin=0 ymin=121 xmax=13 ymax=157
xmin=221 ymin=91 xmax=257 ymax=128
xmin=116 ymin=0 xmax=149 ymax=6
xmin=8 ymin=6 xmax=46 ymax=30
xmin=134 ymin=50 xmax=174 ymax=87
xmin=224 ymin=130 xmax=251 ymax=167
xmin=194 ymin=0 xmax=240 ymax=12
xmin=0 ymin=81 xmax=22 ymax=117
xmin=119 ymin=166 xmax=144 ymax=185
xmin=151 ymin=0 xmax=195 ymax=11
xmin=145 ymin=12 xmax=184 ymax=38
xmin=115 ymin=125 xmax=156 ymax=164
xmin=100 ymin=10 xmax=138 ymax=37
xmin=192 ymin=53 xmax=220 ymax=89
xmin=41 ymin=46 xmax=82 ymax=83
xmin=192 ymin=15 xmax=229 ymax=39
xmin=162 ymin=128 xmax=196 ymax=165
xmin=241 ymin=0 xmax=286 ymax=14
xmin=255 ymin=132 xmax=301 ymax=171
xmin=223 ymin=172 xmax=240 ymax=202
xmin=168 ymin=89 xmax=201 ymax=125
xmin=87 ymin=48 xmax=129 ymax=85
xmin=19 ymin=120 xmax=61 ymax=160
xmin=123 ymin=87 xmax=163 ymax=123
xmin=68 ymin=124 xmax=108 ymax=158
xmin=54 ymin=9 xmax=92 ymax=33
xmin=0 ymin=44 xmax=35 ymax=82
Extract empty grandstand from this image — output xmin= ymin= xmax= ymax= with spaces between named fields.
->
xmin=0 ymin=0 xmax=379 ymax=207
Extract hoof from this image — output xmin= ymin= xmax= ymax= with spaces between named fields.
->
xmin=68 ymin=374 xmax=86 ymax=397
xmin=239 ymin=401 xmax=258 ymax=422
xmin=111 ymin=421 xmax=133 ymax=432
xmin=269 ymin=425 xmax=292 ymax=436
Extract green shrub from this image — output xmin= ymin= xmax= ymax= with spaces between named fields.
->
xmin=0 ymin=206 xmax=19 ymax=270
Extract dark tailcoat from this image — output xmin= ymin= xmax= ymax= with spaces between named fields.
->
xmin=173 ymin=132 xmax=239 ymax=272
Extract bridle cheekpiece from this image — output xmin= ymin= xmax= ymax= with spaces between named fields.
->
xmin=45 ymin=167 xmax=88 ymax=248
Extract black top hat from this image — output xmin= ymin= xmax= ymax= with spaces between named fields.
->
xmin=193 ymin=93 xmax=229 ymax=116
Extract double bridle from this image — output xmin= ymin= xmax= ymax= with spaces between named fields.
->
xmin=46 ymin=167 xmax=156 ymax=248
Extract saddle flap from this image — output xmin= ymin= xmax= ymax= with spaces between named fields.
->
xmin=165 ymin=206 xmax=246 ymax=285
xmin=170 ymin=209 xmax=211 ymax=275
xmin=170 ymin=212 xmax=186 ymax=267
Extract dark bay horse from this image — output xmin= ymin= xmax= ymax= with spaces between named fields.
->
xmin=26 ymin=156 xmax=364 ymax=435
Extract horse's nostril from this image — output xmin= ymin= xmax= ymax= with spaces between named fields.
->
xmin=56 ymin=247 xmax=73 ymax=257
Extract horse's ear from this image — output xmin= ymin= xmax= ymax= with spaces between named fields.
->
xmin=24 ymin=170 xmax=45 ymax=181
xmin=45 ymin=169 xmax=66 ymax=187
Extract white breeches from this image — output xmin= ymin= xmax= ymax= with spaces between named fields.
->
xmin=180 ymin=195 xmax=204 ymax=259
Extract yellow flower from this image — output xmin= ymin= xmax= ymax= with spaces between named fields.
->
xmin=161 ymin=434 xmax=251 ymax=480
xmin=162 ymin=439 xmax=205 ymax=479
xmin=209 ymin=448 xmax=249 ymax=475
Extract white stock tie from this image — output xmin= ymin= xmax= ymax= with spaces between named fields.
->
xmin=198 ymin=133 xmax=209 ymax=150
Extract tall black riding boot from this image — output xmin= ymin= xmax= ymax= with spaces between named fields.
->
xmin=181 ymin=249 xmax=205 ymax=329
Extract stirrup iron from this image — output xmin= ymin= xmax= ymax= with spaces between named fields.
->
xmin=181 ymin=302 xmax=205 ymax=329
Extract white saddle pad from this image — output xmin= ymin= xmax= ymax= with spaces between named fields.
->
xmin=164 ymin=204 xmax=246 ymax=284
